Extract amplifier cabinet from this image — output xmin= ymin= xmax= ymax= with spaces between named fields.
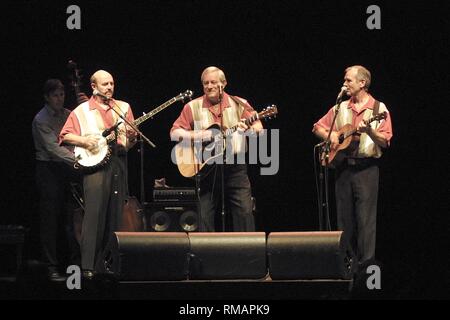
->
xmin=144 ymin=201 xmax=199 ymax=232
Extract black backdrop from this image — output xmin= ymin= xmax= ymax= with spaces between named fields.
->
xmin=2 ymin=0 xmax=449 ymax=299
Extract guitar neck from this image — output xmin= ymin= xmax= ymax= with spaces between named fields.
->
xmin=224 ymin=113 xmax=259 ymax=136
xmin=134 ymin=97 xmax=178 ymax=126
xmin=343 ymin=114 xmax=382 ymax=138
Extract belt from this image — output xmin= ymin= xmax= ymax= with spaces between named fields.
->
xmin=346 ymin=157 xmax=378 ymax=166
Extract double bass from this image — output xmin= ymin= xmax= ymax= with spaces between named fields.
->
xmin=120 ymin=196 xmax=144 ymax=232
xmin=67 ymin=60 xmax=144 ymax=235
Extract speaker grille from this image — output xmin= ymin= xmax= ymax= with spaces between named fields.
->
xmin=150 ymin=211 xmax=171 ymax=232
xmin=145 ymin=201 xmax=199 ymax=232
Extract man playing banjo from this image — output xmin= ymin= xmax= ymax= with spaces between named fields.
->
xmin=60 ymin=70 xmax=137 ymax=279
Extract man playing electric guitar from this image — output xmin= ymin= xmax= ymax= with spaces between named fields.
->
xmin=312 ymin=65 xmax=393 ymax=274
xmin=171 ymin=66 xmax=263 ymax=232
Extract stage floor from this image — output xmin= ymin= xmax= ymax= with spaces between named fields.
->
xmin=1 ymin=273 xmax=353 ymax=300
xmin=3 ymin=258 xmax=402 ymax=300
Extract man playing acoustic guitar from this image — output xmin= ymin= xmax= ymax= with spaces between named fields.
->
xmin=171 ymin=66 xmax=263 ymax=232
xmin=312 ymin=65 xmax=393 ymax=272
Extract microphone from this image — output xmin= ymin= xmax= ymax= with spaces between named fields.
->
xmin=336 ymin=86 xmax=347 ymax=103
xmin=102 ymin=121 xmax=122 ymax=137
xmin=93 ymin=89 xmax=111 ymax=101
xmin=218 ymin=85 xmax=224 ymax=99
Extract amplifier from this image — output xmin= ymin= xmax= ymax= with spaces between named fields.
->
xmin=144 ymin=201 xmax=199 ymax=232
xmin=153 ymin=187 xmax=196 ymax=202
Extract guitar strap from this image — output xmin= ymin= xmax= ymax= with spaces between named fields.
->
xmin=228 ymin=94 xmax=246 ymax=108
xmin=348 ymin=99 xmax=380 ymax=158
xmin=229 ymin=94 xmax=257 ymax=123
xmin=373 ymin=99 xmax=380 ymax=117
xmin=226 ymin=95 xmax=247 ymax=154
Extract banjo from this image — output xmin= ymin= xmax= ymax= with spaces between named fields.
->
xmin=74 ymin=90 xmax=193 ymax=173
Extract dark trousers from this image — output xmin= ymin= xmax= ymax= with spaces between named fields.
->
xmin=199 ymin=164 xmax=255 ymax=232
xmin=335 ymin=162 xmax=379 ymax=265
xmin=80 ymin=155 xmax=126 ymax=271
xmin=35 ymin=161 xmax=81 ymax=270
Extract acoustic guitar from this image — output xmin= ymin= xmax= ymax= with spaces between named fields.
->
xmin=175 ymin=105 xmax=278 ymax=178
xmin=320 ymin=111 xmax=387 ymax=167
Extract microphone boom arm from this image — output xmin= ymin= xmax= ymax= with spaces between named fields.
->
xmin=104 ymin=99 xmax=156 ymax=148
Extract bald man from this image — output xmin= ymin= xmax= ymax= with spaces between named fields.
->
xmin=60 ymin=70 xmax=137 ymax=278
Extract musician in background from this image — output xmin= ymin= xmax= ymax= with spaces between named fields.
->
xmin=171 ymin=66 xmax=263 ymax=232
xmin=60 ymin=70 xmax=137 ymax=279
xmin=32 ymin=79 xmax=87 ymax=281
xmin=312 ymin=65 xmax=393 ymax=272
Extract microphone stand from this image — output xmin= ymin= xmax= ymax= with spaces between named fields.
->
xmin=102 ymin=97 xmax=156 ymax=233
xmin=137 ymin=134 xmax=148 ymax=230
xmin=218 ymin=89 xmax=226 ymax=232
xmin=102 ymin=97 xmax=156 ymax=149
xmin=316 ymin=149 xmax=324 ymax=230
xmin=319 ymin=93 xmax=343 ymax=231
xmin=138 ymin=135 xmax=145 ymax=204
xmin=100 ymin=98 xmax=121 ymax=241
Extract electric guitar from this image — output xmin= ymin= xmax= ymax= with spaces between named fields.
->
xmin=175 ymin=105 xmax=278 ymax=178
xmin=74 ymin=90 xmax=193 ymax=173
xmin=320 ymin=111 xmax=387 ymax=167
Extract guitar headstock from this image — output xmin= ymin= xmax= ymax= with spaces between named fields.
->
xmin=176 ymin=90 xmax=193 ymax=102
xmin=258 ymin=105 xmax=278 ymax=120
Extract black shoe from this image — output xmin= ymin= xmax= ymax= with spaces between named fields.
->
xmin=48 ymin=271 xmax=66 ymax=282
xmin=82 ymin=270 xmax=95 ymax=280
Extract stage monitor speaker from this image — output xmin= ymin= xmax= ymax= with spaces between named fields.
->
xmin=267 ymin=231 xmax=353 ymax=280
xmin=145 ymin=201 xmax=199 ymax=232
xmin=103 ymin=232 xmax=190 ymax=281
xmin=188 ymin=232 xmax=267 ymax=280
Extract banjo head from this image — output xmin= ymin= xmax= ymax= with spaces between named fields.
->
xmin=74 ymin=136 xmax=110 ymax=169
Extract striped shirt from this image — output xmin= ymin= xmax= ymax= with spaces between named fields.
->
xmin=313 ymin=94 xmax=393 ymax=158
xmin=171 ymin=93 xmax=258 ymax=154
xmin=60 ymin=96 xmax=135 ymax=148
